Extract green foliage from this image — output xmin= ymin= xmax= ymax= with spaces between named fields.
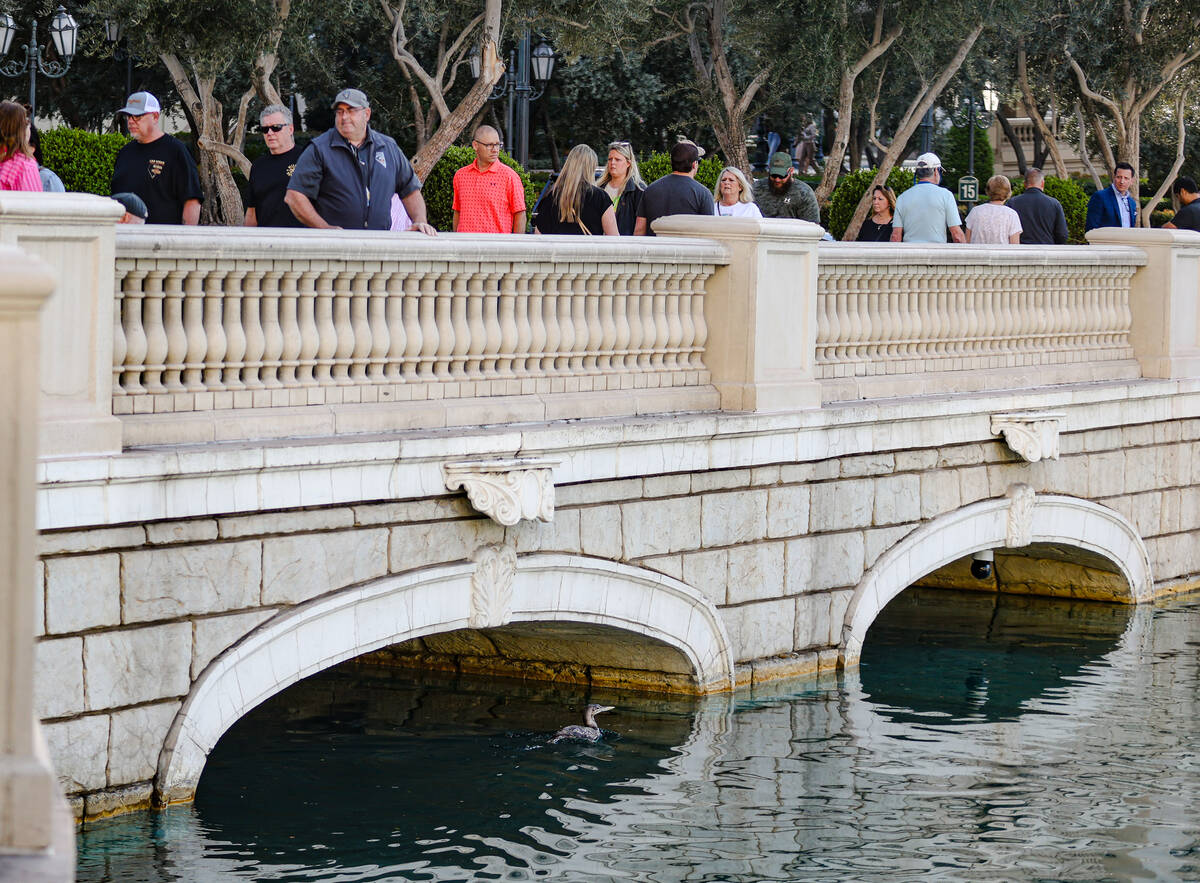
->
xmin=638 ymin=153 xmax=725 ymax=191
xmin=940 ymin=124 xmax=993 ymax=194
xmin=827 ymin=167 xmax=916 ymax=240
xmin=422 ymin=146 xmax=537 ymax=232
xmin=37 ymin=128 xmax=130 ymax=195
xmin=1010 ymin=176 xmax=1089 ymax=244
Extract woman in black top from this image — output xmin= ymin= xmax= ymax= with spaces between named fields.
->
xmin=854 ymin=184 xmax=896 ymax=241
xmin=533 ymin=144 xmax=619 ymax=235
xmin=597 ymin=140 xmax=645 ymax=235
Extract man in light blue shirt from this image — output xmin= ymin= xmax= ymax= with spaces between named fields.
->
xmin=891 ymin=152 xmax=965 ymax=243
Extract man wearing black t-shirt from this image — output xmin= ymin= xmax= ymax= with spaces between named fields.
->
xmin=1164 ymin=176 xmax=1200 ymax=233
xmin=634 ymin=140 xmax=715 ymax=236
xmin=245 ymin=104 xmax=304 ymax=227
xmin=110 ymin=92 xmax=203 ymax=225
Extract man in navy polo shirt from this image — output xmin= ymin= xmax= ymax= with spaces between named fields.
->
xmin=285 ymin=88 xmax=436 ymax=235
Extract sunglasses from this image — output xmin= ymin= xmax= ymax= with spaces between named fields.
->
xmin=769 ymin=173 xmax=788 ymax=180
xmin=608 ymin=141 xmax=631 ymax=149
xmin=261 ymin=123 xmax=288 ymax=133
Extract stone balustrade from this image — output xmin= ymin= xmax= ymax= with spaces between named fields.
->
xmin=814 ymin=243 xmax=1145 ymax=401
xmin=111 ymin=227 xmax=725 ymax=445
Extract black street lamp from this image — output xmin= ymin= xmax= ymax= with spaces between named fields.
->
xmin=103 ymin=18 xmax=132 ymax=101
xmin=470 ymin=30 xmax=555 ymax=168
xmin=0 ymin=5 xmax=79 ymax=120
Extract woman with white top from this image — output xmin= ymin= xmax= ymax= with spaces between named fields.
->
xmin=966 ymin=175 xmax=1022 ymax=244
xmin=713 ymin=166 xmax=763 ymax=218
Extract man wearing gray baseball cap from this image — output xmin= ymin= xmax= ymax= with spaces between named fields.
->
xmin=110 ymin=91 xmax=203 ymax=225
xmin=285 ymin=88 xmax=436 ymax=235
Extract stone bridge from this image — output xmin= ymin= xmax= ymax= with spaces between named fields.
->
xmin=2 ymin=194 xmax=1200 ymax=843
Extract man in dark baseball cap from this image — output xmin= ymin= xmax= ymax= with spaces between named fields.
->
xmin=285 ymin=87 xmax=436 ymax=235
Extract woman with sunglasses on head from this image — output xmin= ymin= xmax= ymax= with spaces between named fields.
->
xmin=534 ymin=144 xmax=619 ymax=235
xmin=0 ymin=101 xmax=43 ymax=192
xmin=713 ymin=166 xmax=762 ymax=218
xmin=597 ymin=140 xmax=645 ymax=235
xmin=854 ymin=185 xmax=896 ymax=241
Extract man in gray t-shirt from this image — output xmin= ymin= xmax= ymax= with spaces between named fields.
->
xmin=635 ymin=140 xmax=715 ymax=235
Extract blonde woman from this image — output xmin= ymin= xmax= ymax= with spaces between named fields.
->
xmin=966 ymin=175 xmax=1022 ymax=244
xmin=713 ymin=166 xmax=763 ymax=218
xmin=597 ymin=140 xmax=645 ymax=234
xmin=533 ymin=144 xmax=619 ymax=235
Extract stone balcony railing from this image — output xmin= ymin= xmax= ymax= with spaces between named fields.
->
xmin=3 ymin=193 xmax=1200 ymax=457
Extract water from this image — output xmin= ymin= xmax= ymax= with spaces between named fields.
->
xmin=77 ymin=590 xmax=1200 ymax=882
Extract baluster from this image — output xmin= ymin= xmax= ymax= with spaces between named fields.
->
xmin=294 ymin=269 xmax=319 ymax=385
xmin=649 ymin=270 xmax=670 ymax=371
xmin=496 ymin=269 xmax=518 ymax=378
xmin=464 ymin=268 xmax=489 ymax=379
xmin=112 ymin=264 xmax=129 ymax=398
xmin=583 ymin=272 xmax=603 ymax=375
xmin=637 ymin=270 xmax=656 ymax=369
xmin=541 ymin=271 xmax=563 ymax=374
xmin=313 ymin=269 xmax=337 ymax=384
xmin=433 ymin=271 xmax=456 ymax=379
xmin=560 ymin=273 xmax=581 ymax=373
xmin=347 ymin=270 xmax=372 ymax=383
xmin=382 ymin=269 xmax=407 ymax=381
xmin=140 ymin=269 xmax=168 ymax=393
xmin=259 ymin=270 xmax=284 ymax=389
xmin=159 ymin=268 xmax=188 ymax=393
xmin=612 ymin=270 xmax=633 ymax=373
xmin=511 ymin=271 xmax=533 ymax=377
xmin=330 ymin=271 xmax=356 ymax=384
xmin=399 ymin=273 xmax=422 ymax=380
xmin=367 ymin=271 xmax=390 ymax=382
xmin=445 ymin=269 xmax=470 ymax=379
xmin=181 ymin=269 xmax=206 ymax=391
xmin=240 ymin=270 xmax=266 ymax=389
xmin=690 ymin=267 xmax=710 ymax=370
xmin=201 ymin=269 xmax=228 ymax=390
xmin=481 ymin=269 xmax=505 ymax=379
xmin=119 ymin=268 xmax=148 ymax=395
xmin=416 ymin=273 xmax=439 ymax=379
xmin=597 ymin=271 xmax=617 ymax=375
xmin=527 ymin=270 xmax=549 ymax=376
xmin=886 ymin=272 xmax=905 ymax=360
xmin=221 ymin=269 xmax=247 ymax=390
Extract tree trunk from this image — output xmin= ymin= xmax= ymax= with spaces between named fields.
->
xmin=843 ymin=24 xmax=983 ymax=241
xmin=410 ymin=43 xmax=504 ymax=180
xmin=1016 ymin=44 xmax=1067 ymax=177
xmin=1140 ymin=89 xmax=1189 ymax=225
xmin=995 ymin=110 xmax=1027 ymax=176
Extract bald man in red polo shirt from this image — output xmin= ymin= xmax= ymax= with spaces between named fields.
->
xmin=452 ymin=126 xmax=527 ymax=233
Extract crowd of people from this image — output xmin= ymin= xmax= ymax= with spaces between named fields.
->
xmin=3 ymin=91 xmax=1199 ymax=239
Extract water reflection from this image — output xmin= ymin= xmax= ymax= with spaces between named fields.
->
xmin=77 ymin=594 xmax=1200 ymax=882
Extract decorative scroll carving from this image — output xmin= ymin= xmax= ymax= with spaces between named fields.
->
xmin=443 ymin=457 xmax=559 ymax=526
xmin=991 ymin=411 xmax=1066 ymax=462
xmin=1006 ymin=483 xmax=1036 ymax=548
xmin=468 ymin=543 xmax=518 ymax=629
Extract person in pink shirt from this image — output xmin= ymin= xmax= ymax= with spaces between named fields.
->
xmin=0 ymin=101 xmax=43 ymax=192
xmin=451 ymin=125 xmax=527 ymax=233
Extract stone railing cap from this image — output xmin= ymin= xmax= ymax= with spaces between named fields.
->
xmin=653 ymin=214 xmax=827 ymax=243
xmin=1086 ymin=227 xmax=1200 ymax=246
xmin=0 ymin=191 xmax=124 ymax=224
xmin=114 ymin=224 xmax=729 ymax=264
xmin=819 ymin=241 xmax=1148 ymax=267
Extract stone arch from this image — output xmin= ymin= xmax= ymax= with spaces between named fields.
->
xmin=839 ymin=492 xmax=1153 ymax=667
xmin=155 ymin=552 xmax=734 ymax=804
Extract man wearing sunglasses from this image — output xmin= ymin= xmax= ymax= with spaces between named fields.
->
xmin=110 ymin=91 xmax=203 ymax=225
xmin=752 ymin=151 xmax=819 ymax=224
xmin=245 ymin=105 xmax=306 ymax=227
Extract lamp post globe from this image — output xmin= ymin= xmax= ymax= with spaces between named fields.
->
xmin=531 ymin=40 xmax=554 ymax=84
xmin=0 ymin=14 xmax=15 ymax=58
xmin=49 ymin=6 xmax=78 ymax=61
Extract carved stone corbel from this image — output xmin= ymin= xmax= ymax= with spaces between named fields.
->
xmin=991 ymin=411 xmax=1066 ymax=462
xmin=1005 ymin=483 xmax=1036 ymax=548
xmin=468 ymin=543 xmax=518 ymax=629
xmin=443 ymin=457 xmax=560 ymax=526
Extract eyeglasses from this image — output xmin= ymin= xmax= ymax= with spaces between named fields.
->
xmin=473 ymin=140 xmax=503 ymax=149
xmin=261 ymin=124 xmax=288 ymax=133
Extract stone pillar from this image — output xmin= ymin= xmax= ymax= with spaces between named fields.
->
xmin=0 ymin=192 xmax=124 ymax=457
xmin=655 ymin=216 xmax=824 ymax=411
xmin=1086 ymin=227 xmax=1200 ymax=379
xmin=0 ymin=245 xmax=60 ymax=855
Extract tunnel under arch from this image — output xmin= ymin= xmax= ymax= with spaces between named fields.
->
xmin=840 ymin=492 xmax=1153 ymax=668
xmin=155 ymin=552 xmax=734 ymax=805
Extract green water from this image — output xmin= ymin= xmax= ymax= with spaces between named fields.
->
xmin=76 ymin=590 xmax=1200 ymax=881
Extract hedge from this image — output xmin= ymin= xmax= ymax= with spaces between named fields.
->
xmin=639 ymin=152 xmax=725 ymax=192
xmin=423 ymin=145 xmax=537 ymax=232
xmin=1010 ymin=176 xmax=1089 ymax=244
xmin=941 ymin=124 xmax=993 ymax=194
xmin=827 ymin=167 xmax=915 ymax=240
xmin=38 ymin=128 xmax=130 ymax=195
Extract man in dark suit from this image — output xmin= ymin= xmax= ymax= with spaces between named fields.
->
xmin=1007 ymin=168 xmax=1069 ymax=244
xmin=1085 ymin=162 xmax=1138 ymax=231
